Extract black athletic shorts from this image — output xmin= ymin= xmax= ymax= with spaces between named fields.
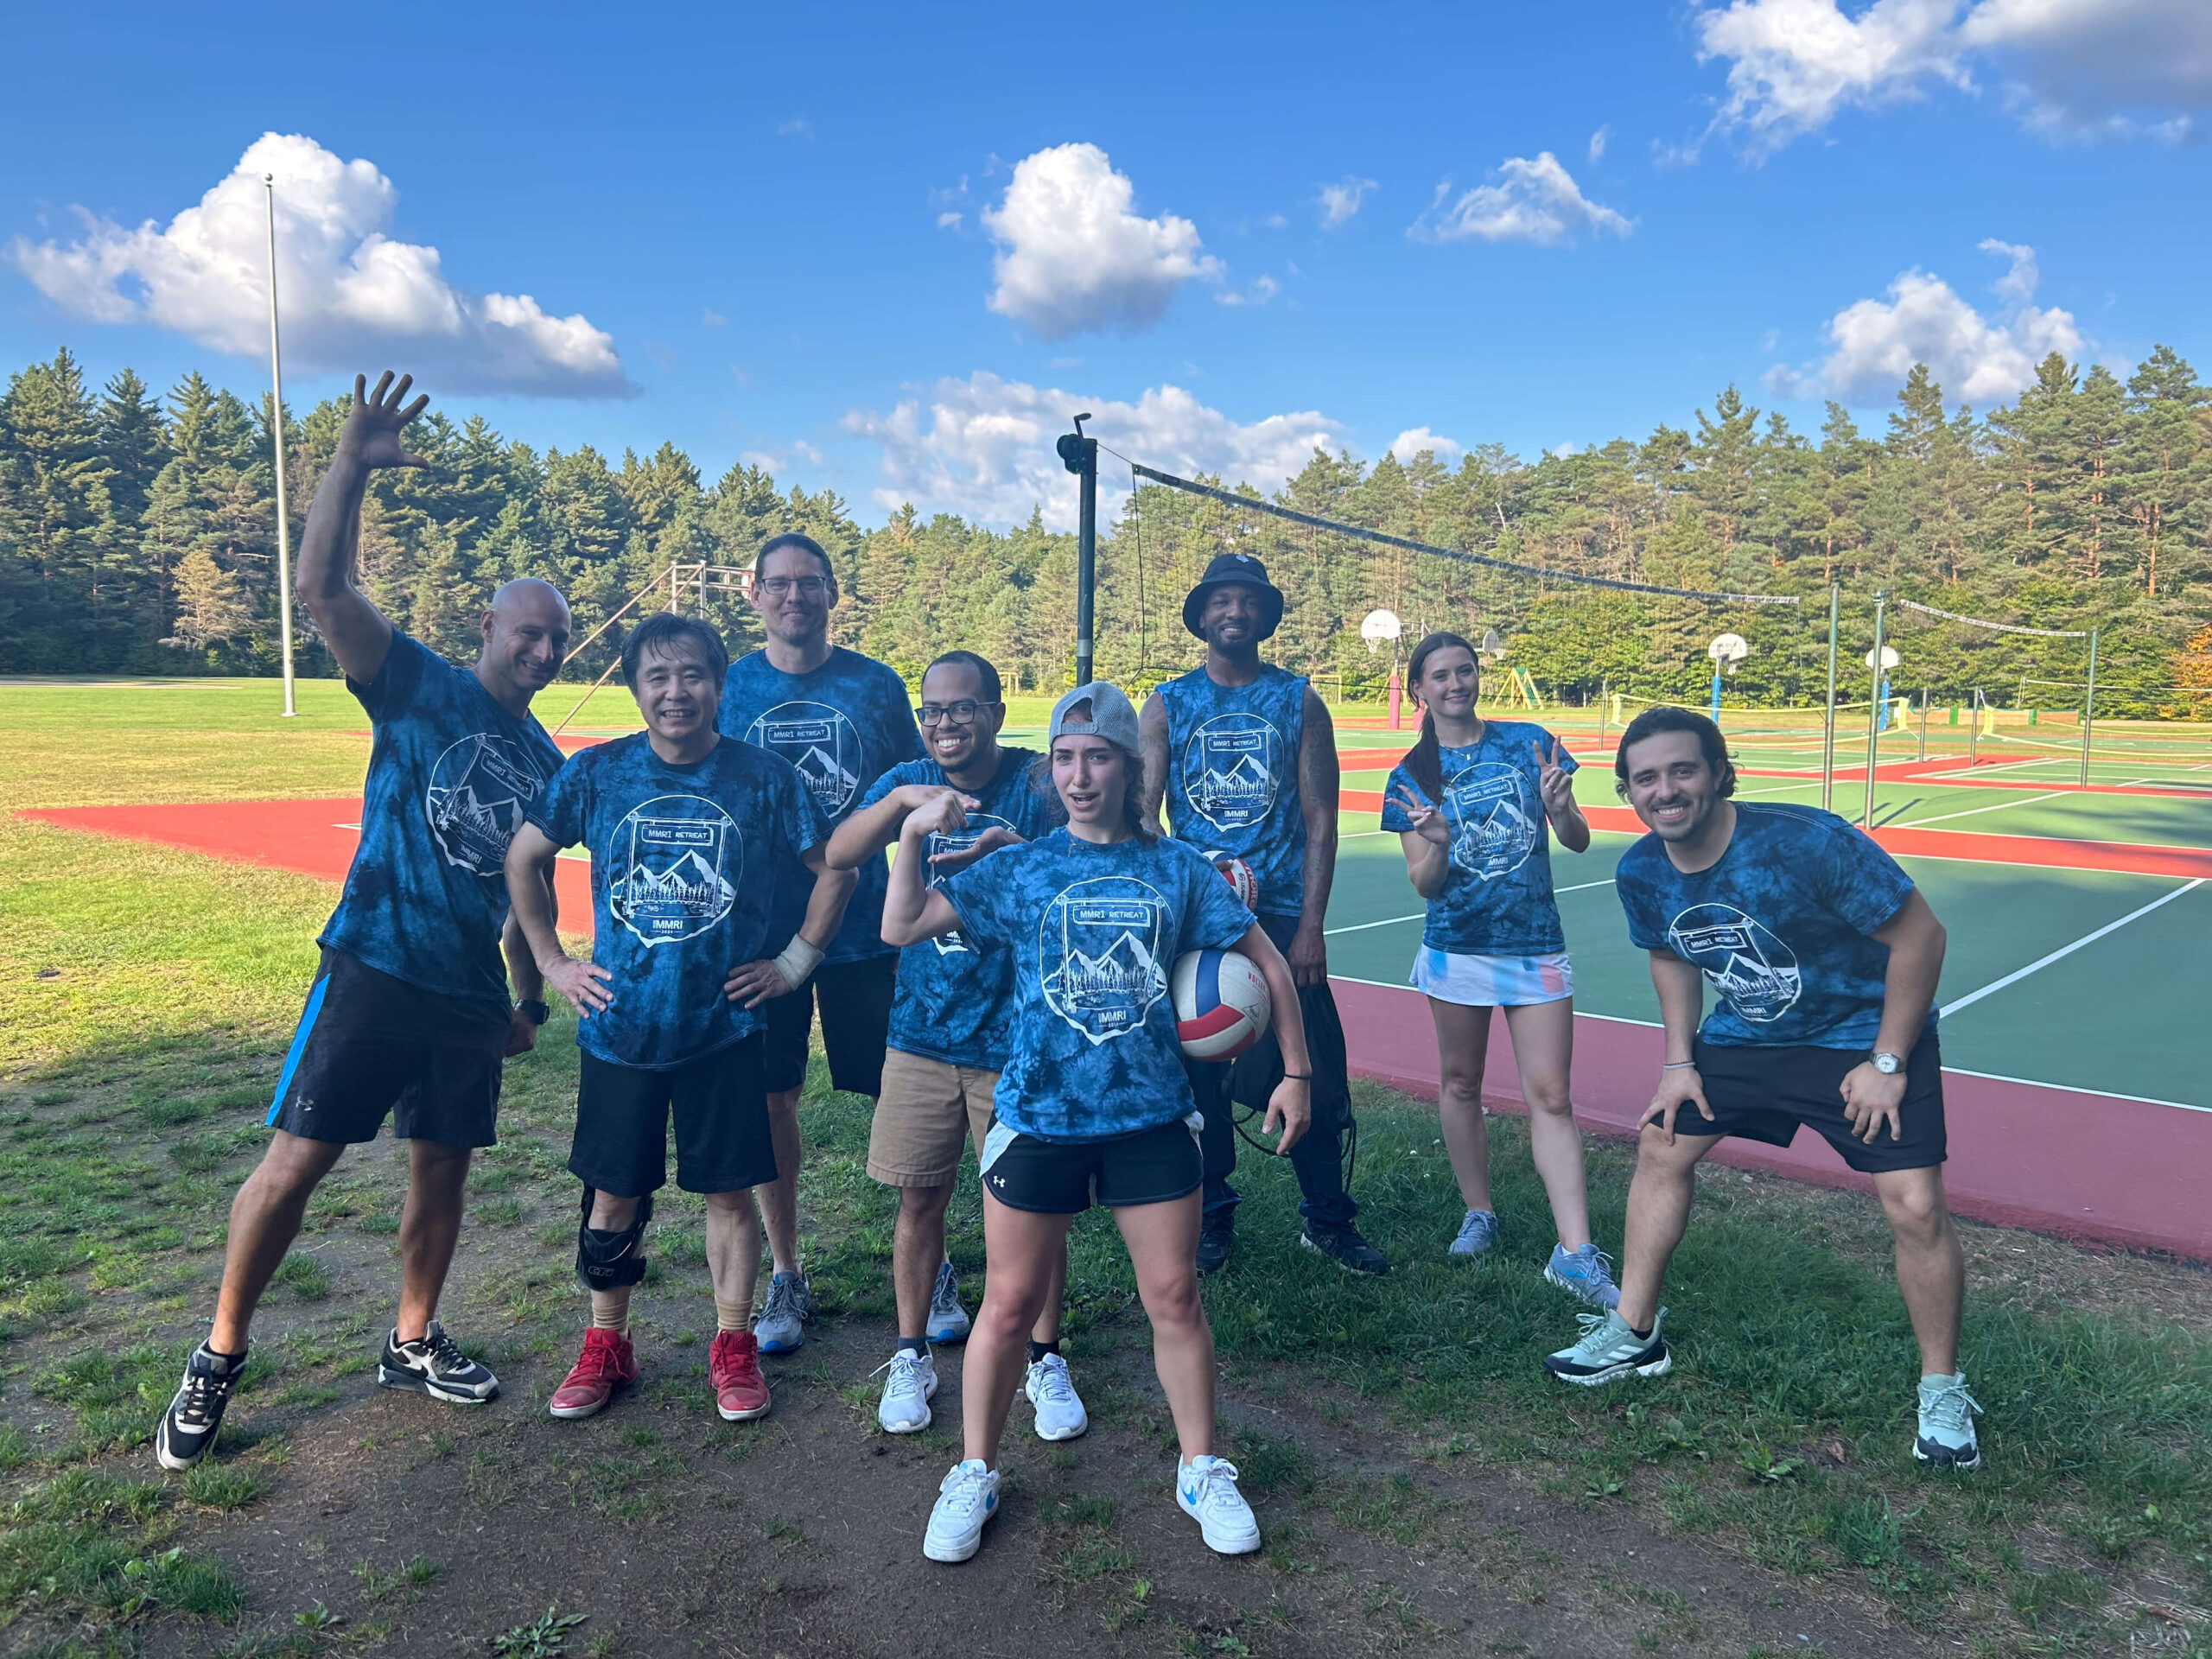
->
xmin=266 ymin=947 xmax=508 ymax=1147
xmin=1689 ymin=1033 xmax=1946 ymax=1174
xmin=761 ymin=954 xmax=898 ymax=1097
xmin=569 ymin=1035 xmax=778 ymax=1197
xmin=977 ymin=1114 xmax=1205 ymax=1214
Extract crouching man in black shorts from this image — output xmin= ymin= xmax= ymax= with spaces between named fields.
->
xmin=157 ymin=373 xmax=573 ymax=1471
xmin=1542 ymin=708 xmax=1981 ymax=1471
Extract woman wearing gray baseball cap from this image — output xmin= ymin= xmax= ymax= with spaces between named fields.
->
xmin=883 ymin=682 xmax=1312 ymax=1564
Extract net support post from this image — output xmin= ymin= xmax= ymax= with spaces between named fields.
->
xmin=2080 ymin=626 xmax=2099 ymax=790
xmin=264 ymin=175 xmax=296 ymax=719
xmin=1863 ymin=591 xmax=1886 ymax=830
xmin=1058 ymin=416 xmax=1098 ymax=690
xmin=1821 ymin=584 xmax=1839 ymax=812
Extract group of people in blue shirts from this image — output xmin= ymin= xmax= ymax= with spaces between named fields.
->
xmin=154 ymin=372 xmax=1984 ymax=1573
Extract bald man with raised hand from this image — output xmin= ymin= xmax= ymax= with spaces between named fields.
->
xmin=156 ymin=372 xmax=575 ymax=1473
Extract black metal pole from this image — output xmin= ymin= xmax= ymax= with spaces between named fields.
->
xmin=1058 ymin=414 xmax=1098 ymax=688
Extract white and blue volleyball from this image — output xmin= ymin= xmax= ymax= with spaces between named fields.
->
xmin=1172 ymin=948 xmax=1272 ymax=1061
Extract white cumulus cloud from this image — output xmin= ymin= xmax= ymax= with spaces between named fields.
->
xmin=980 ymin=143 xmax=1222 ymax=340
xmin=1764 ymin=238 xmax=2084 ymax=405
xmin=1215 ymin=274 xmax=1281 ymax=308
xmin=1692 ymin=0 xmax=2208 ymax=154
xmin=844 ymin=372 xmax=1344 ymax=530
xmin=1408 ymin=154 xmax=1631 ymax=246
xmin=1588 ymin=124 xmax=1611 ymax=162
xmin=10 ymin=133 xmax=631 ymax=397
xmin=1316 ymin=176 xmax=1377 ymax=229
xmin=1388 ymin=428 xmax=1465 ymax=465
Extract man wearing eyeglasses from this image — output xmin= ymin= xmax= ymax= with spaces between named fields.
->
xmin=719 ymin=532 xmax=924 ymax=1353
xmin=828 ymin=651 xmax=1084 ymax=1440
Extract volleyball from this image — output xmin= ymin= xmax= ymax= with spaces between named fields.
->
xmin=1205 ymin=851 xmax=1260 ymax=911
xmin=1172 ymin=948 xmax=1272 ymax=1061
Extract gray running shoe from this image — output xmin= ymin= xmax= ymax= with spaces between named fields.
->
xmin=753 ymin=1270 xmax=812 ymax=1354
xmin=1449 ymin=1208 xmax=1500 ymax=1258
xmin=1542 ymin=1308 xmax=1672 ymax=1386
xmin=926 ymin=1259 xmax=970 ymax=1344
xmin=1914 ymin=1373 xmax=1983 ymax=1470
xmin=1545 ymin=1243 xmax=1622 ymax=1310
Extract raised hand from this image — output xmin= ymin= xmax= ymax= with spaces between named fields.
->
xmin=339 ymin=371 xmax=433 ymax=471
xmin=1532 ymin=736 xmax=1576 ymax=818
xmin=925 ymin=823 xmax=1022 ymax=874
xmin=902 ymin=787 xmax=975 ymax=842
xmin=1389 ymin=782 xmax=1451 ymax=846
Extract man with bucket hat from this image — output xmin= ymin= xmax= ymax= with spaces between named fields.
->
xmin=1140 ymin=554 xmax=1386 ymax=1276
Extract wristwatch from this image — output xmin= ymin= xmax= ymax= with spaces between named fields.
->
xmin=518 ymin=999 xmax=550 ymax=1027
xmin=1871 ymin=1051 xmax=1904 ymax=1075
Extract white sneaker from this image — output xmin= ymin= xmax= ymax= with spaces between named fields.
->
xmin=923 ymin=1459 xmax=1000 ymax=1562
xmin=1177 ymin=1454 xmax=1262 ymax=1554
xmin=926 ymin=1259 xmax=971 ymax=1344
xmin=1025 ymin=1353 xmax=1089 ymax=1441
xmin=875 ymin=1348 xmax=938 ymax=1433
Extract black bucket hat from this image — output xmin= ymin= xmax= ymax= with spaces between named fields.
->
xmin=1182 ymin=551 xmax=1286 ymax=641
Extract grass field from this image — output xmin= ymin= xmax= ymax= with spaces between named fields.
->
xmin=3 ymin=677 xmax=2210 ymax=1659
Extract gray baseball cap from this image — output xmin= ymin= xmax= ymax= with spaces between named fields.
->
xmin=1047 ymin=682 xmax=1141 ymax=753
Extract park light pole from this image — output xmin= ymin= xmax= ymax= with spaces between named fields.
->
xmin=264 ymin=173 xmax=297 ymax=718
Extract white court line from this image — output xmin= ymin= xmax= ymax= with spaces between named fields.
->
xmin=1937 ymin=878 xmax=2205 ymax=1017
xmin=1893 ymin=790 xmax=2069 ymax=829
xmin=1324 ymin=877 xmax=1617 ymax=937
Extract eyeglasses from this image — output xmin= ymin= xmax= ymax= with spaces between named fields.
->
xmin=916 ymin=701 xmax=986 ymax=727
xmin=753 ymin=575 xmax=830 ymax=599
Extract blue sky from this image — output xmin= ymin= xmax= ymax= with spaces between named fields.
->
xmin=4 ymin=1 xmax=2206 ymax=529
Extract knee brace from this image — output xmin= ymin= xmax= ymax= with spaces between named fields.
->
xmin=575 ymin=1186 xmax=653 ymax=1291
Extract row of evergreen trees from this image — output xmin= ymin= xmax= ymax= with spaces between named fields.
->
xmin=2 ymin=346 xmax=2207 ymax=715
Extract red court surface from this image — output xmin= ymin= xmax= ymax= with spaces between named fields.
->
xmin=1333 ymin=981 xmax=2211 ymax=1262
xmin=20 ymin=793 xmax=2212 ymax=1260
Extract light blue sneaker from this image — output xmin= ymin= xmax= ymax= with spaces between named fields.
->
xmin=1545 ymin=1243 xmax=1622 ymax=1310
xmin=926 ymin=1259 xmax=970 ymax=1344
xmin=1914 ymin=1373 xmax=1983 ymax=1471
xmin=923 ymin=1459 xmax=1001 ymax=1562
xmin=1541 ymin=1308 xmax=1671 ymax=1386
xmin=1449 ymin=1209 xmax=1499 ymax=1258
xmin=753 ymin=1270 xmax=811 ymax=1354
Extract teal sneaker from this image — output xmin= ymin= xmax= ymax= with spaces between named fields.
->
xmin=1914 ymin=1373 xmax=1982 ymax=1471
xmin=1544 ymin=1243 xmax=1622 ymax=1310
xmin=1449 ymin=1209 xmax=1499 ymax=1258
xmin=1542 ymin=1308 xmax=1670 ymax=1386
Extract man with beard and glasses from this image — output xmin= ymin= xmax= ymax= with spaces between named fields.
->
xmin=1542 ymin=707 xmax=1980 ymax=1473
xmin=827 ymin=651 xmax=1083 ymax=1440
xmin=719 ymin=533 xmax=924 ymax=1353
xmin=158 ymin=372 xmax=572 ymax=1471
xmin=1139 ymin=554 xmax=1385 ymax=1278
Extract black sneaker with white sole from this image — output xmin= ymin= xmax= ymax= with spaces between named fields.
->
xmin=377 ymin=1319 xmax=499 ymax=1404
xmin=1300 ymin=1220 xmax=1390 ymax=1275
xmin=156 ymin=1343 xmax=249 ymax=1471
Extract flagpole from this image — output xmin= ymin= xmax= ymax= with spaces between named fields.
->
xmin=265 ymin=173 xmax=297 ymax=717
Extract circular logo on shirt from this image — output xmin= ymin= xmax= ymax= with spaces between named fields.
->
xmin=609 ymin=794 xmax=743 ymax=947
xmin=1039 ymin=876 xmax=1169 ymax=1046
xmin=1181 ymin=713 xmax=1284 ymax=831
xmin=1665 ymin=902 xmax=1802 ymax=1023
xmin=1443 ymin=760 xmax=1539 ymax=881
xmin=423 ymin=734 xmax=545 ymax=877
xmin=928 ymin=812 xmax=1018 ymax=956
xmin=746 ymin=701 xmax=863 ymax=817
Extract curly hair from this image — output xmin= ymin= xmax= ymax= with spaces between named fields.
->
xmin=1612 ymin=705 xmax=1738 ymax=798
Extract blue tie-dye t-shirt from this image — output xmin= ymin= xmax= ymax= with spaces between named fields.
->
xmin=527 ymin=733 xmax=826 ymax=1070
xmin=718 ymin=646 xmax=923 ymax=963
xmin=1157 ymin=664 xmax=1309 ymax=918
xmin=942 ymin=831 xmax=1256 ymax=1141
xmin=320 ymin=631 xmax=565 ymax=1005
xmin=855 ymin=747 xmax=1055 ymax=1071
xmin=1378 ymin=721 xmax=1578 ymax=955
xmin=1614 ymin=802 xmax=1929 ymax=1051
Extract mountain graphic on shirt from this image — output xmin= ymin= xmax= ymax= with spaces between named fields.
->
xmin=432 ymin=784 xmax=522 ymax=849
xmin=1184 ymin=715 xmax=1284 ymax=830
xmin=1041 ymin=880 xmax=1169 ymax=1044
xmin=611 ymin=800 xmax=742 ymax=946
xmin=1446 ymin=762 xmax=1539 ymax=880
xmin=791 ymin=744 xmax=859 ymax=807
xmin=623 ymin=849 xmax=734 ymax=911
xmin=424 ymin=733 xmax=543 ymax=876
xmin=1192 ymin=754 xmax=1272 ymax=812
xmin=1060 ymin=931 xmax=1162 ymax=1007
xmin=1668 ymin=904 xmax=1802 ymax=1023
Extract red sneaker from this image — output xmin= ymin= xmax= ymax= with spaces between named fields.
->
xmin=549 ymin=1328 xmax=637 ymax=1420
xmin=709 ymin=1329 xmax=771 ymax=1421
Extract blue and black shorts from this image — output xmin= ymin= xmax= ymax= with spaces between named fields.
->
xmin=978 ymin=1114 xmax=1205 ymax=1214
xmin=267 ymin=947 xmax=509 ymax=1147
xmin=1689 ymin=1033 xmax=1946 ymax=1174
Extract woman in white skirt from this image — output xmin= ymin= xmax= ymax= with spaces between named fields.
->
xmin=1380 ymin=632 xmax=1618 ymax=1307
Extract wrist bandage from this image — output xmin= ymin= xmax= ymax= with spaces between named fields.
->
xmin=773 ymin=936 xmax=825 ymax=988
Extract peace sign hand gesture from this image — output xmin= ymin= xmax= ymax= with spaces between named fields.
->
xmin=1389 ymin=783 xmax=1451 ymax=846
xmin=1531 ymin=737 xmax=1576 ymax=819
xmin=338 ymin=371 xmax=433 ymax=472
